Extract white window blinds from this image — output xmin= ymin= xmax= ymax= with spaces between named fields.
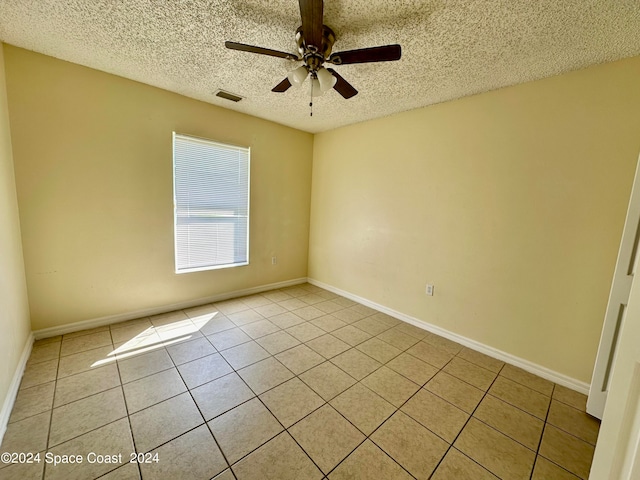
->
xmin=173 ymin=133 xmax=250 ymax=273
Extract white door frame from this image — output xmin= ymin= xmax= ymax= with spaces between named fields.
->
xmin=588 ymin=155 xmax=640 ymax=419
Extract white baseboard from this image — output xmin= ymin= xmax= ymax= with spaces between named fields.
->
xmin=308 ymin=278 xmax=590 ymax=395
xmin=33 ymin=277 xmax=308 ymax=340
xmin=0 ymin=332 xmax=34 ymax=445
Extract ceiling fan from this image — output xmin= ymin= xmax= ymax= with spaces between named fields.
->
xmin=225 ymin=0 xmax=402 ymax=103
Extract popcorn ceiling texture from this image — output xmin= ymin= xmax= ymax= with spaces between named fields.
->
xmin=1 ymin=0 xmax=640 ymax=133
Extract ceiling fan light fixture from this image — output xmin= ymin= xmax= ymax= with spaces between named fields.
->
xmin=311 ymin=78 xmax=323 ymax=97
xmin=288 ymin=65 xmax=308 ymax=87
xmin=316 ymin=67 xmax=337 ymax=92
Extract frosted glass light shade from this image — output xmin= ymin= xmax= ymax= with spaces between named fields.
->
xmin=311 ymin=78 xmax=323 ymax=97
xmin=316 ymin=67 xmax=337 ymax=92
xmin=287 ymin=66 xmax=308 ymax=87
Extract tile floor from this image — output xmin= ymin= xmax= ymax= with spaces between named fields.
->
xmin=0 ymin=283 xmax=600 ymax=480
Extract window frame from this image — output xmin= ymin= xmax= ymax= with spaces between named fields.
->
xmin=172 ymin=132 xmax=251 ymax=274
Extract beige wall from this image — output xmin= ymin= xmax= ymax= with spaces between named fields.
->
xmin=0 ymin=45 xmax=31 ymax=420
xmin=3 ymin=45 xmax=313 ymax=331
xmin=309 ymin=56 xmax=640 ymax=383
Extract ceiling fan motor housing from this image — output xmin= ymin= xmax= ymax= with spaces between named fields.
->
xmin=296 ymin=25 xmax=335 ymax=71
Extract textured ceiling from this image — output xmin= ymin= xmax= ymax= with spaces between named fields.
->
xmin=1 ymin=0 xmax=640 ymax=133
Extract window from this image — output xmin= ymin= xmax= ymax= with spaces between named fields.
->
xmin=173 ymin=133 xmax=250 ymax=273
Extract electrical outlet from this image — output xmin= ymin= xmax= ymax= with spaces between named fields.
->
xmin=426 ymin=284 xmax=434 ymax=296
xmin=271 ymin=256 xmax=277 ymax=265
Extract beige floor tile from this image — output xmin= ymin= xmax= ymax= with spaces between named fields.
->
xmin=240 ymin=319 xmax=280 ymax=339
xmin=198 ymin=315 xmax=236 ymax=336
xmin=110 ymin=317 xmax=152 ymax=330
xmin=474 ymin=395 xmax=544 ymax=450
xmin=275 ymin=344 xmax=325 ymax=375
xmin=60 ymin=331 xmax=113 ymax=357
xmin=386 ymin=352 xmax=438 ymax=385
xmin=270 ymin=312 xmax=306 ymax=329
xmin=330 ymin=383 xmax=395 ymax=435
xmin=166 ymin=337 xmax=216 ymax=365
xmin=208 ymin=398 xmax=283 ymax=464
xmin=20 ymin=358 xmax=57 ymax=389
xmin=177 ymin=352 xmax=233 ymax=389
xmin=112 ymin=332 xmax=163 ymax=357
xmin=401 ymin=389 xmax=469 ymax=442
xmin=371 ymin=411 xmax=448 ymax=479
xmin=286 ymin=323 xmax=325 ymax=342
xmin=356 ymin=338 xmax=402 ymax=363
xmin=289 ymin=404 xmax=365 ymax=474
xmin=331 ymin=348 xmax=382 ymax=380
xmin=369 ymin=312 xmax=401 ymax=327
xmin=0 ymin=411 xmax=50 ymax=454
xmin=332 ymin=296 xmax=356 ymax=307
xmin=457 ymin=348 xmax=505 ymax=373
xmin=362 ymin=366 xmax=420 ymax=407
xmin=424 ymin=333 xmax=463 ymax=355
xmin=425 ymin=372 xmax=484 ymax=414
xmin=214 ymin=299 xmax=250 ymax=315
xmin=553 ymin=385 xmax=588 ymax=412
xmin=237 ymin=357 xmax=294 ymax=394
xmin=294 ymin=305 xmax=327 ymax=321
xmin=208 ymin=328 xmax=252 ymax=350
xmin=351 ymin=304 xmax=377 ymax=316
xmin=299 ymin=362 xmax=357 ymax=401
xmin=306 ymin=334 xmax=351 ymax=359
xmin=228 ymin=309 xmax=265 ymax=327
xmin=376 ymin=329 xmax=420 ymax=350
xmin=279 ymin=298 xmax=309 ymax=311
xmin=33 ymin=335 xmax=62 ymax=347
xmin=0 ymin=458 xmax=44 ymax=480
xmin=329 ymin=440 xmax=413 ymax=480
xmin=117 ymin=348 xmax=174 ymax=384
xmin=431 ymin=448 xmax=499 ymax=480
xmin=130 ymin=392 xmax=203 ymax=453
xmin=489 ymin=376 xmax=551 ymax=419
xmin=213 ymin=469 xmax=235 ymax=480
xmin=45 ymin=418 xmax=134 ymax=480
xmin=332 ymin=307 xmax=369 ymax=323
xmin=219 ymin=341 xmax=271 ymax=370
xmin=260 ymin=377 xmax=325 ymax=427
xmin=149 ymin=310 xmax=189 ymax=326
xmin=100 ymin=463 xmax=141 ymax=479
xmin=155 ymin=321 xmax=202 ymax=344
xmin=256 ymin=330 xmax=300 ymax=355
xmin=49 ymin=387 xmax=127 ymax=447
xmin=54 ymin=364 xmax=121 ymax=407
xmin=57 ymin=345 xmax=114 ymax=378
xmin=539 ymin=424 xmax=595 ymax=479
xmin=110 ymin=321 xmax=154 ymax=344
xmin=140 ymin=425 xmax=227 ymax=480
xmin=27 ymin=342 xmax=61 ymax=365
xmin=183 ymin=302 xmax=219 ymax=318
xmin=532 ymin=456 xmax=581 ymax=479
xmin=455 ymin=418 xmax=535 ymax=480
xmin=240 ymin=294 xmax=273 ymax=308
xmin=64 ymin=326 xmax=111 ymax=340
xmin=253 ymin=302 xmax=288 ymax=318
xmin=311 ymin=314 xmax=348 ymax=332
xmin=233 ymin=432 xmax=323 ymax=480
xmin=443 ymin=357 xmax=497 ymax=391
xmin=406 ymin=341 xmax=453 ymax=368
xmin=393 ymin=322 xmax=429 ymax=339
xmin=191 ymin=372 xmax=254 ymax=420
xmin=122 ymin=368 xmax=186 ymax=413
xmin=262 ymin=290 xmax=293 ymax=303
xmin=352 ymin=317 xmax=392 ymax=336
xmin=299 ymin=293 xmax=326 ymax=305
xmin=314 ymin=301 xmax=345 ymax=315
xmin=9 ymin=381 xmax=55 ymax=423
xmin=331 ymin=325 xmax=371 ymax=347
xmin=500 ymin=364 xmax=554 ymax=396
xmin=547 ymin=400 xmax=600 ymax=445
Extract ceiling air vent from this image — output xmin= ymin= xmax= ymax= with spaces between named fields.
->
xmin=215 ymin=90 xmax=244 ymax=102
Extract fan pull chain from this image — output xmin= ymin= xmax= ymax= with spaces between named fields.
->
xmin=309 ymin=79 xmax=313 ymax=117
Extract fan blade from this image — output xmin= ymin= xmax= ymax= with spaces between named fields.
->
xmin=329 ymin=44 xmax=402 ymax=65
xmin=272 ymin=77 xmax=292 ymax=93
xmin=327 ymin=69 xmax=358 ymax=99
xmin=298 ymin=0 xmax=323 ymax=50
xmin=225 ymin=41 xmax=298 ymax=60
